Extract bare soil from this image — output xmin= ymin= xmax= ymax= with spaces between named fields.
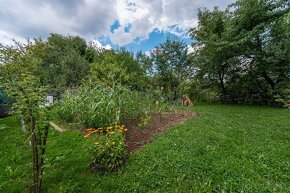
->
xmin=125 ymin=110 xmax=199 ymax=153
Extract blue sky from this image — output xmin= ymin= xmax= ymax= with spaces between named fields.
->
xmin=107 ymin=20 xmax=193 ymax=52
xmin=123 ymin=30 xmax=193 ymax=53
xmin=99 ymin=27 xmax=194 ymax=53
xmin=0 ymin=0 xmax=234 ymax=53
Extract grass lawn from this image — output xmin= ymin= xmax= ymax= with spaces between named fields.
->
xmin=0 ymin=103 xmax=289 ymax=192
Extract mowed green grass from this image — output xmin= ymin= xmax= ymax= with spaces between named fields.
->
xmin=0 ymin=104 xmax=289 ymax=192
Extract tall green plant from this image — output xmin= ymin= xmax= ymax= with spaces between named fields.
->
xmin=56 ymin=81 xmax=150 ymax=128
xmin=0 ymin=42 xmax=51 ymax=193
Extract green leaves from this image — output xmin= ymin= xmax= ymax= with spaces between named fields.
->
xmin=189 ymin=0 xmax=290 ymax=105
xmin=0 ymin=40 xmax=52 ymax=192
xmin=91 ymin=49 xmax=147 ymax=91
xmin=151 ymin=39 xmax=194 ymax=101
xmin=56 ymin=81 xmax=150 ymax=128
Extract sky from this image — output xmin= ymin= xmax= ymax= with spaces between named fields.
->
xmin=0 ymin=0 xmax=234 ymax=52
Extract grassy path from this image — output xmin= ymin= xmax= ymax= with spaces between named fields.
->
xmin=0 ymin=104 xmax=289 ymax=192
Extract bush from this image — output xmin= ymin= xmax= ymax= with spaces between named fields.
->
xmin=84 ymin=125 xmax=128 ymax=171
xmin=274 ymin=88 xmax=290 ymax=108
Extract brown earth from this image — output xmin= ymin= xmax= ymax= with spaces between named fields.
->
xmin=124 ymin=110 xmax=199 ymax=153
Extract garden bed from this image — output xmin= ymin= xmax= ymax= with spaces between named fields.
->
xmin=79 ymin=109 xmax=199 ymax=173
xmin=125 ymin=110 xmax=199 ymax=152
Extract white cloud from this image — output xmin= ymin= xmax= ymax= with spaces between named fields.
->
xmin=91 ymin=40 xmax=112 ymax=50
xmin=0 ymin=30 xmax=26 ymax=45
xmin=0 ymin=0 xmax=234 ymax=46
xmin=144 ymin=50 xmax=151 ymax=57
xmin=108 ymin=0 xmax=233 ymax=45
xmin=91 ymin=40 xmax=103 ymax=49
xmin=104 ymin=44 xmax=112 ymax=50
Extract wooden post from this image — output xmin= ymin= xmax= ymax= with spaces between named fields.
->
xmin=49 ymin=122 xmax=64 ymax=132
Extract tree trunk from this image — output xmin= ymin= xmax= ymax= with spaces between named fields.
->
xmin=262 ymin=71 xmax=275 ymax=89
xmin=218 ymin=72 xmax=227 ymax=103
xmin=39 ymin=125 xmax=49 ymax=189
xmin=30 ymin=115 xmax=41 ymax=193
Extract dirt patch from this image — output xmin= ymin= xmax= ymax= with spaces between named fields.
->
xmin=125 ymin=110 xmax=199 ymax=153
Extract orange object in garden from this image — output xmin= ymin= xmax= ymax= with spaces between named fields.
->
xmin=182 ymin=95 xmax=192 ymax=106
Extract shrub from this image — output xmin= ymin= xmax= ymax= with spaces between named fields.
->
xmin=274 ymin=88 xmax=290 ymax=108
xmin=84 ymin=125 xmax=128 ymax=171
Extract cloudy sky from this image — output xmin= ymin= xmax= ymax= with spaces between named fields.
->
xmin=0 ymin=0 xmax=234 ymax=52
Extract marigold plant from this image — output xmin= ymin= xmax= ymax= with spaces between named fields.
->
xmin=84 ymin=125 xmax=128 ymax=171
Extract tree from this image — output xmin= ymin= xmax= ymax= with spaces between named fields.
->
xmin=136 ymin=51 xmax=153 ymax=76
xmin=189 ymin=0 xmax=290 ymax=105
xmin=0 ymin=41 xmax=51 ymax=193
xmin=189 ymin=7 xmax=236 ymax=102
xmin=226 ymin=0 xmax=290 ymax=104
xmin=151 ymin=39 xmax=195 ymax=101
xmin=91 ymin=48 xmax=147 ymax=90
xmin=40 ymin=34 xmax=92 ymax=95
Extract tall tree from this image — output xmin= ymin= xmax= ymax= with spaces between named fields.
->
xmin=189 ymin=0 xmax=290 ymax=105
xmin=228 ymin=0 xmax=290 ymax=103
xmin=189 ymin=7 xmax=234 ymax=102
xmin=40 ymin=34 xmax=92 ymax=95
xmin=151 ymin=39 xmax=194 ymax=101
xmin=136 ymin=51 xmax=153 ymax=76
xmin=91 ymin=48 xmax=147 ymax=90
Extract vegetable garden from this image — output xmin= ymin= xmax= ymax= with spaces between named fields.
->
xmin=0 ymin=0 xmax=289 ymax=192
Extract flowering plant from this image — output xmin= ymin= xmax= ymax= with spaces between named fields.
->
xmin=84 ymin=125 xmax=128 ymax=171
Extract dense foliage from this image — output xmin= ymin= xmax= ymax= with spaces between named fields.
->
xmin=0 ymin=42 xmax=51 ymax=193
xmin=55 ymin=81 xmax=152 ymax=129
xmin=54 ymin=71 xmax=153 ymax=173
xmin=0 ymin=1 xmax=288 ymax=107
xmin=189 ymin=0 xmax=290 ymax=106
xmin=92 ymin=49 xmax=148 ymax=91
xmin=151 ymin=39 xmax=195 ymax=101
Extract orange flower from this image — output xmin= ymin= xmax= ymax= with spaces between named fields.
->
xmin=84 ymin=133 xmax=91 ymax=138
xmin=124 ymin=128 xmax=128 ymax=132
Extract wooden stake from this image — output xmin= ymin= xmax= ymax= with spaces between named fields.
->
xmin=49 ymin=122 xmax=64 ymax=132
